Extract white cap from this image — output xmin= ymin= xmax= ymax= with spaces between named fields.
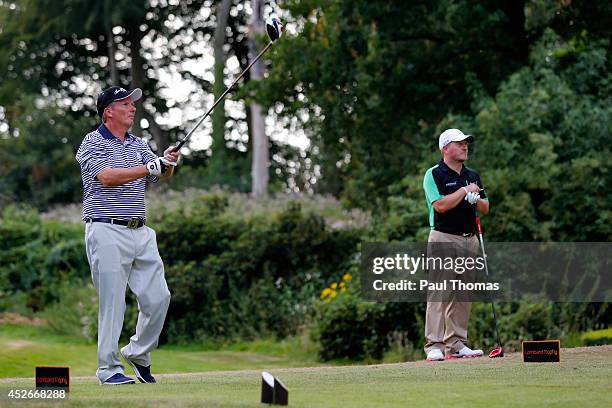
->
xmin=438 ymin=128 xmax=474 ymax=150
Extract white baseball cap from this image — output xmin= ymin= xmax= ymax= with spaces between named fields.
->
xmin=438 ymin=128 xmax=474 ymax=150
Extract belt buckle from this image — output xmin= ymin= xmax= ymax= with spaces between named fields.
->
xmin=462 ymin=233 xmax=472 ymax=237
xmin=127 ymin=218 xmax=140 ymax=229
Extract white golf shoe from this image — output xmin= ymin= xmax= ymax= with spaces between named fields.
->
xmin=426 ymin=349 xmax=445 ymax=361
xmin=447 ymin=346 xmax=484 ymax=359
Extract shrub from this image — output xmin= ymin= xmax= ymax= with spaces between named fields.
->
xmin=468 ymin=301 xmax=611 ymax=352
xmin=0 ymin=205 xmax=88 ymax=312
xmin=4 ymin=197 xmax=608 ymax=354
xmin=314 ymin=280 xmax=388 ymax=360
xmin=313 ymin=270 xmax=426 ymax=361
xmin=41 ymin=282 xmax=97 ymax=341
xmin=155 ymin=198 xmax=362 ymax=343
xmin=582 ymin=329 xmax=612 ymax=346
xmin=1 ymin=199 xmax=363 ymax=344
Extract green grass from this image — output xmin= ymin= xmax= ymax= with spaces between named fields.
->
xmin=1 ymin=324 xmax=611 ymax=407
xmin=1 ymin=346 xmax=610 ymax=407
xmin=0 ymin=324 xmax=321 ymax=378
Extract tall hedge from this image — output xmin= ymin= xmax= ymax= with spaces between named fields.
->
xmin=0 ymin=199 xmax=362 ymax=344
xmin=155 ymin=197 xmax=362 ymax=342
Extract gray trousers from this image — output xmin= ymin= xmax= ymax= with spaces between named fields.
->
xmin=85 ymin=222 xmax=171 ymax=382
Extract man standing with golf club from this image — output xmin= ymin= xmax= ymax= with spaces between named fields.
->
xmin=422 ymin=128 xmax=490 ymax=361
xmin=74 ymin=18 xmax=283 ymax=385
xmin=76 ymin=86 xmax=178 ymax=385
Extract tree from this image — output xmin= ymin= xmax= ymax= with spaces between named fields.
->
xmin=0 ymin=0 xmax=213 ymax=208
xmin=0 ymin=0 xmax=217 ymax=152
xmin=211 ymin=0 xmax=233 ymax=160
xmin=375 ymin=30 xmax=612 ymax=242
xmin=248 ymin=0 xmax=268 ymax=196
xmin=0 ymin=95 xmax=94 ymax=208
xmin=255 ymin=0 xmax=530 ymax=208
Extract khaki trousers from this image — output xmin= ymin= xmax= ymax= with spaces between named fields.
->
xmin=424 ymin=229 xmax=479 ymax=356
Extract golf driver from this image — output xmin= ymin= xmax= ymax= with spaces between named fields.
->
xmin=475 ymin=216 xmax=504 ymax=358
xmin=172 ymin=18 xmax=284 ymax=152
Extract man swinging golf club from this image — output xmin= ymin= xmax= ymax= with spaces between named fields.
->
xmin=76 ymin=86 xmax=178 ymax=385
xmin=74 ymin=17 xmax=284 ymax=385
xmin=422 ymin=129 xmax=490 ymax=361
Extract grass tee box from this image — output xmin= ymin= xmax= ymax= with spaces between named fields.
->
xmin=1 ymin=346 xmax=611 ymax=408
xmin=0 ymin=323 xmax=322 ymax=378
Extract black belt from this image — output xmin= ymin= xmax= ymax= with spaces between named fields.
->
xmin=85 ymin=217 xmax=145 ymax=229
xmin=435 ymin=229 xmax=474 ymax=237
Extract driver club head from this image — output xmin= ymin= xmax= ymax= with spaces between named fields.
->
xmin=489 ymin=345 xmax=504 ymax=358
xmin=266 ymin=17 xmax=284 ymax=42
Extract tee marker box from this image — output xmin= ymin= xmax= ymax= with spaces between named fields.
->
xmin=35 ymin=366 xmax=70 ymax=391
xmin=522 ymin=340 xmax=560 ymax=362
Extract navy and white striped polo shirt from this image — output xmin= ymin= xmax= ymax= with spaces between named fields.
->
xmin=75 ymin=124 xmax=158 ymax=221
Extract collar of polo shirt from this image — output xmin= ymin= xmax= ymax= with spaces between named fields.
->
xmin=98 ymin=123 xmax=133 ymax=141
xmin=439 ymin=159 xmax=467 ymax=175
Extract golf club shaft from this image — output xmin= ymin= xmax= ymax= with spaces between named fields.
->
xmin=173 ymin=41 xmax=274 ymax=152
xmin=490 ymin=298 xmax=502 ymax=347
xmin=476 ymin=216 xmax=503 ymax=347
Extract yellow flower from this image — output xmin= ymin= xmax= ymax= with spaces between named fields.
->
xmin=343 ymin=273 xmax=352 ymax=281
xmin=339 ymin=282 xmax=346 ymax=288
xmin=320 ymin=288 xmax=331 ymax=299
xmin=341 ymin=287 xmax=347 ymax=292
xmin=331 ymin=282 xmax=338 ymax=289
xmin=330 ymin=290 xmax=337 ymax=298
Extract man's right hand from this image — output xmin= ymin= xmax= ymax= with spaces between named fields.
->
xmin=465 ymin=183 xmax=480 ymax=193
xmin=147 ymin=157 xmax=177 ymax=176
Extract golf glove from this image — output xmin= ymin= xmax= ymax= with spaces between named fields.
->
xmin=147 ymin=157 xmax=177 ymax=176
xmin=465 ymin=191 xmax=480 ymax=205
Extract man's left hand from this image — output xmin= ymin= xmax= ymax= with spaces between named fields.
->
xmin=163 ymin=146 xmax=181 ymax=165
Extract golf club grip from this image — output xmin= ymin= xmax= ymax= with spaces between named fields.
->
xmin=171 ymin=41 xmax=274 ymax=153
xmin=173 ymin=140 xmax=186 ymax=152
xmin=475 ymin=216 xmax=483 ymax=235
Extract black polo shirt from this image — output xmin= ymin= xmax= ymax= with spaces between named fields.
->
xmin=423 ymin=160 xmax=488 ymax=235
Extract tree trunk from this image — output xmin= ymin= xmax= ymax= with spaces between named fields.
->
xmin=211 ymin=0 xmax=233 ymax=157
xmin=129 ymin=28 xmax=144 ymax=139
xmin=248 ymin=0 xmax=268 ymax=197
xmin=127 ymin=27 xmax=170 ymax=152
xmin=104 ymin=0 xmax=118 ymax=84
xmin=142 ymin=110 xmax=167 ymax=153
xmin=499 ymin=0 xmax=528 ymax=65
